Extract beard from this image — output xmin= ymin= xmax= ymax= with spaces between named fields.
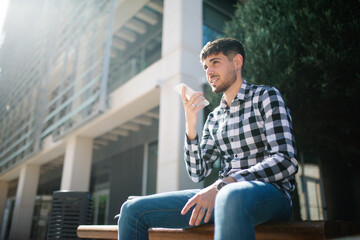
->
xmin=211 ymin=67 xmax=237 ymax=94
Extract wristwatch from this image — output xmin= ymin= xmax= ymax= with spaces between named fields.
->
xmin=215 ymin=179 xmax=228 ymax=191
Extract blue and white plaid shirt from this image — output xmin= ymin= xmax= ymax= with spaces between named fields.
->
xmin=184 ymin=80 xmax=298 ymax=194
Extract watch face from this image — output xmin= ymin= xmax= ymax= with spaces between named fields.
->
xmin=217 ymin=181 xmax=227 ymax=191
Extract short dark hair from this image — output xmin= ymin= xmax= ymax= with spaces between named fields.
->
xmin=200 ymin=38 xmax=245 ymax=69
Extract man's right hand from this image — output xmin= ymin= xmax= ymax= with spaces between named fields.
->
xmin=181 ymin=86 xmax=206 ymax=140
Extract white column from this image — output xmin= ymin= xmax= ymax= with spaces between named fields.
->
xmin=157 ymin=0 xmax=204 ymax=192
xmin=0 ymin=181 xmax=9 ymax=229
xmin=9 ymin=164 xmax=40 ymax=240
xmin=60 ymin=135 xmax=93 ymax=191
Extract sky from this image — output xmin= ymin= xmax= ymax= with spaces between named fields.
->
xmin=0 ymin=0 xmax=10 ymax=47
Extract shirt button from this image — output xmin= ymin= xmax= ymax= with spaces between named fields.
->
xmin=235 ymin=154 xmax=238 ymax=158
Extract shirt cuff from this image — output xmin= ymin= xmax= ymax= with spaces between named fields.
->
xmin=185 ymin=134 xmax=199 ymax=145
xmin=229 ymin=172 xmax=246 ymax=182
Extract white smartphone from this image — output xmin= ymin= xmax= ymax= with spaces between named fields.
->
xmin=174 ymin=83 xmax=209 ymax=106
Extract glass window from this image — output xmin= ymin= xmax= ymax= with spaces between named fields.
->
xmin=202 ymin=1 xmax=234 ymax=45
xmin=203 ymin=25 xmax=222 ymax=46
xmin=30 ymin=196 xmax=52 ymax=240
xmin=145 ymin=35 xmax=162 ymax=68
xmin=146 ymin=141 xmax=158 ymax=195
xmin=92 ymin=189 xmax=110 ymax=225
xmin=108 ymin=31 xmax=162 ymax=92
xmin=295 ymin=153 xmax=325 ymax=220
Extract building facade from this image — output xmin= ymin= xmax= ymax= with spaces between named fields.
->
xmin=0 ymin=0 xmax=237 ymax=239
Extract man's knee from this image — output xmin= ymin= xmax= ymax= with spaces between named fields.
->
xmin=118 ymin=198 xmax=139 ymax=223
xmin=215 ymin=181 xmax=256 ymax=210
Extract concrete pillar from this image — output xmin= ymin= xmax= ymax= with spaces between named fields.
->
xmin=60 ymin=135 xmax=93 ymax=191
xmin=157 ymin=0 xmax=204 ymax=192
xmin=0 ymin=181 xmax=9 ymax=229
xmin=9 ymin=164 xmax=40 ymax=240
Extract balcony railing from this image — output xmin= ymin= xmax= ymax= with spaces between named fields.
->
xmin=0 ymin=0 xmax=164 ymax=174
xmin=0 ymin=0 xmax=116 ymax=174
xmin=108 ymin=29 xmax=162 ymax=93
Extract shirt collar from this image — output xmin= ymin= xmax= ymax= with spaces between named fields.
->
xmin=236 ymin=80 xmax=251 ymax=101
xmin=220 ymin=80 xmax=252 ymax=109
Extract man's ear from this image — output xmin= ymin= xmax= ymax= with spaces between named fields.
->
xmin=233 ymin=53 xmax=243 ymax=70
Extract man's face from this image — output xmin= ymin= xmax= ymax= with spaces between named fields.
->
xmin=202 ymin=52 xmax=237 ymax=94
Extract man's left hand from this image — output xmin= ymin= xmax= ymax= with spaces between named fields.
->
xmin=181 ymin=184 xmax=217 ymax=226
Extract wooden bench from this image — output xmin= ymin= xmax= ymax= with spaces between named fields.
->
xmin=77 ymin=221 xmax=360 ymax=240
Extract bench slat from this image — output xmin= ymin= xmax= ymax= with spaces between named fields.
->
xmin=77 ymin=225 xmax=118 ymax=240
xmin=148 ymin=222 xmax=327 ymax=240
xmin=149 ymin=224 xmax=213 ymax=240
xmin=255 ymin=221 xmax=325 ymax=240
xmin=77 ymin=221 xmax=360 ymax=240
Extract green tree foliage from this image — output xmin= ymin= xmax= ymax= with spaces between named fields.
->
xmin=224 ymin=0 xmax=360 ymax=163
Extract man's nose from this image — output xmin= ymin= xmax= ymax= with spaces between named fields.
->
xmin=206 ymin=67 xmax=213 ymax=77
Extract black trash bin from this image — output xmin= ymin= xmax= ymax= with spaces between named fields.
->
xmin=47 ymin=191 xmax=92 ymax=240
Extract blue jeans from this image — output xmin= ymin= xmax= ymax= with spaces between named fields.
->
xmin=117 ymin=181 xmax=291 ymax=240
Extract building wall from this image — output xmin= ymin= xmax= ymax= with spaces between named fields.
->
xmin=0 ymin=0 xmax=243 ymax=239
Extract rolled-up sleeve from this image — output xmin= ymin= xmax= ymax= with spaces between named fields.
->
xmin=184 ymin=114 xmax=220 ymax=182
